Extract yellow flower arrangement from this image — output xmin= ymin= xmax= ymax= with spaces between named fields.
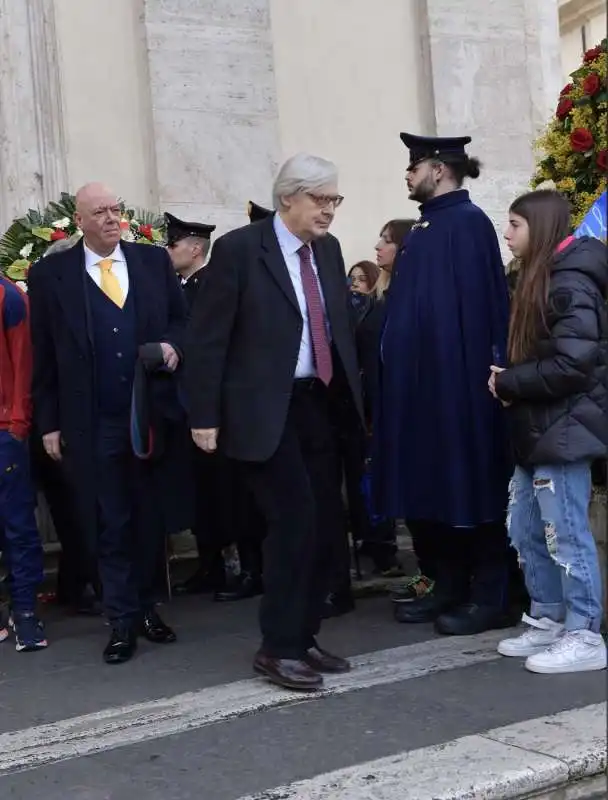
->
xmin=532 ymin=40 xmax=607 ymax=227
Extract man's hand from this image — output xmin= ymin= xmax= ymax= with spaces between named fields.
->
xmin=488 ymin=365 xmax=511 ymax=407
xmin=191 ymin=428 xmax=219 ymax=453
xmin=43 ymin=431 xmax=62 ymax=461
xmin=160 ymin=342 xmax=180 ymax=372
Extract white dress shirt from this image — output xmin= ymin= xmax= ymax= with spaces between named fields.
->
xmin=273 ymin=213 xmax=329 ymax=379
xmin=84 ymin=242 xmax=129 ymax=299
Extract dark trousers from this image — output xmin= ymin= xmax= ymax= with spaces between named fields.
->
xmin=29 ymin=432 xmax=95 ymax=603
xmin=95 ymin=416 xmax=166 ymax=624
xmin=192 ymin=450 xmax=265 ymax=580
xmin=191 ymin=448 xmax=236 ymax=584
xmin=0 ymin=431 xmax=43 ymax=613
xmin=341 ymin=430 xmax=369 ymax=543
xmin=231 ymin=472 xmax=266 ymax=576
xmin=242 ymin=380 xmax=345 ymax=659
xmin=407 ymin=518 xmax=510 ymax=608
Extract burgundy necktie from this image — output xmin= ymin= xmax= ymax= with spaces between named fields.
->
xmin=298 ymin=245 xmax=333 ymax=386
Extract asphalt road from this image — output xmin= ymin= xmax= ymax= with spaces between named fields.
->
xmin=0 ymin=594 xmax=605 ymax=800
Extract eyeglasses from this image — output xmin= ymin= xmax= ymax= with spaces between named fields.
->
xmin=304 ymin=192 xmax=344 ymax=209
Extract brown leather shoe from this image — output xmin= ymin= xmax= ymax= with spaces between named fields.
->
xmin=305 ymin=645 xmax=351 ymax=674
xmin=253 ymin=652 xmax=323 ymax=691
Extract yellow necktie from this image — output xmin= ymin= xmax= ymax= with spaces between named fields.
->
xmin=98 ymin=258 xmax=125 ymax=308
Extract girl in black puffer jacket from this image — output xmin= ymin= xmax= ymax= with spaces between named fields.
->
xmin=489 ymin=190 xmax=607 ymax=676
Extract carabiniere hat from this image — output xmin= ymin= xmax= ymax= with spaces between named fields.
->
xmin=247 ymin=201 xmax=274 ymax=223
xmin=164 ymin=212 xmax=216 ymax=246
xmin=400 ymin=132 xmax=472 ymax=170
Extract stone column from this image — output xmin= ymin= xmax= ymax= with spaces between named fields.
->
xmin=0 ymin=0 xmax=67 ymax=232
xmin=422 ymin=0 xmax=562 ymax=234
xmin=141 ymin=0 xmax=281 ymax=232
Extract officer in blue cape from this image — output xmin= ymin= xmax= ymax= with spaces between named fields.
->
xmin=374 ymin=133 xmax=513 ymax=635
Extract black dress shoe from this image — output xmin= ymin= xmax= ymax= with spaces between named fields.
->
xmin=103 ymin=627 xmax=137 ymax=665
xmin=253 ymin=652 xmax=323 ymax=691
xmin=393 ymin=592 xmax=456 ymax=624
xmin=141 ymin=609 xmax=177 ymax=644
xmin=214 ymin=572 xmax=263 ymax=602
xmin=321 ymin=591 xmax=355 ymax=619
xmin=172 ymin=567 xmax=222 ymax=596
xmin=435 ymin=603 xmax=513 ymax=636
xmin=305 ymin=645 xmax=351 ymax=674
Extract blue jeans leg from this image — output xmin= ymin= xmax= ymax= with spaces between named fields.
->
xmin=0 ymin=431 xmax=43 ymax=613
xmin=532 ymin=462 xmax=603 ymax=633
xmin=506 ymin=465 xmax=565 ymax=622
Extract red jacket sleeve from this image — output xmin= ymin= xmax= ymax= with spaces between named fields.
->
xmin=3 ymin=285 xmax=33 ymax=438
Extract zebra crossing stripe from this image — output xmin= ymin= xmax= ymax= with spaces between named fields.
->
xmin=0 ymin=629 xmax=512 ymax=775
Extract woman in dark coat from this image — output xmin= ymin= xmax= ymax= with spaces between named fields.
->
xmin=491 ymin=190 xmax=607 ymax=675
xmin=344 ymin=221 xmax=415 ymax=577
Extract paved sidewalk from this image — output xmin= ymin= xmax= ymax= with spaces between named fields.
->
xmin=231 ymin=704 xmax=606 ymax=800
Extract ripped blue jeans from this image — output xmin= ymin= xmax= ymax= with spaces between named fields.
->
xmin=507 ymin=462 xmax=603 ymax=633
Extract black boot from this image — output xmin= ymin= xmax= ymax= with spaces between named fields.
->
xmin=215 ymin=539 xmax=264 ymax=601
xmin=435 ymin=603 xmax=513 ymax=635
xmin=435 ymin=523 xmax=513 ymax=635
xmin=172 ymin=549 xmax=226 ymax=596
xmin=214 ymin=571 xmax=264 ymax=602
xmin=393 ymin=591 xmax=455 ymax=623
xmin=393 ymin=535 xmax=469 ymax=624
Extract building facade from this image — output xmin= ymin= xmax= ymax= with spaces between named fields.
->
xmin=559 ymin=0 xmax=607 ymax=79
xmin=0 ymin=0 xmax=567 ymax=265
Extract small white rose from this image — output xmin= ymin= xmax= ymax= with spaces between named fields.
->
xmin=121 ymin=230 xmax=136 ymax=242
xmin=16 ymin=281 xmax=28 ymax=292
xmin=53 ymin=217 xmax=71 ymax=229
xmin=19 ymin=243 xmax=34 ymax=258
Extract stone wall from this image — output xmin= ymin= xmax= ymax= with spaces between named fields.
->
xmin=52 ymin=0 xmax=157 ymax=206
xmin=424 ymin=0 xmax=562 ymax=246
xmin=141 ymin=0 xmax=282 ymax=235
xmin=1 ymin=0 xmax=564 ymax=263
xmin=0 ymin=0 xmax=68 ymax=232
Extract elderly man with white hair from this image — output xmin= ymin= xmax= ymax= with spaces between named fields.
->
xmin=186 ymin=153 xmax=363 ymax=691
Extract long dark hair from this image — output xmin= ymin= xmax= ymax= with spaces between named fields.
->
xmin=507 ymin=190 xmax=571 ymax=364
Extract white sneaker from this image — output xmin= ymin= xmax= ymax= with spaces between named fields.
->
xmin=498 ymin=614 xmax=564 ymax=657
xmin=525 ymin=630 xmax=607 ymax=674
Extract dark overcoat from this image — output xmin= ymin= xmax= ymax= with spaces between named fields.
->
xmin=373 ymin=190 xmax=512 ymax=526
xmin=28 ymin=239 xmax=192 ymax=547
xmin=185 ymin=216 xmax=363 ymax=462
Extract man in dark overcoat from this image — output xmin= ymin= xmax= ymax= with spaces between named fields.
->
xmin=185 ymin=154 xmax=363 ymax=691
xmin=166 ymin=212 xmax=265 ymax=601
xmin=28 ymin=183 xmax=190 ymax=664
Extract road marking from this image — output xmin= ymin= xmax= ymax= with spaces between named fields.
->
xmin=0 ymin=629 xmax=511 ymax=775
xmin=236 ymin=704 xmax=607 ymax=800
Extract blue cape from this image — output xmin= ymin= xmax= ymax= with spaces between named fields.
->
xmin=373 ymin=190 xmax=511 ymax=525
